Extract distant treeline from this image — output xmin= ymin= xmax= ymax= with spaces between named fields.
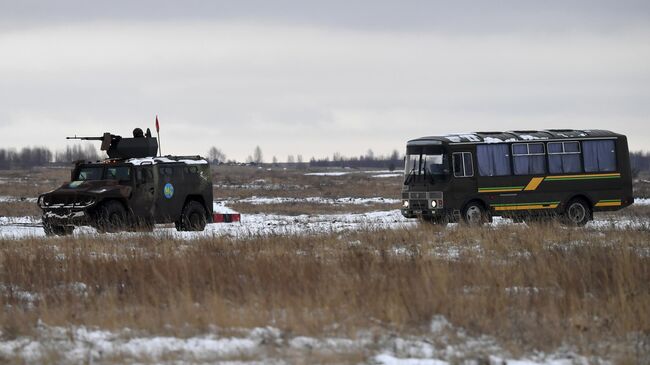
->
xmin=630 ymin=151 xmax=650 ymax=176
xmin=0 ymin=144 xmax=101 ymax=169
xmin=308 ymin=150 xmax=403 ymax=170
xmin=1 ymin=145 xmax=649 ymax=174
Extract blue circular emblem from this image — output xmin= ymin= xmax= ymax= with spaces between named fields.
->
xmin=163 ymin=183 xmax=174 ymax=199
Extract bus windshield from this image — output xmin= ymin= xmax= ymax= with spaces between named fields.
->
xmin=404 ymin=151 xmax=448 ymax=184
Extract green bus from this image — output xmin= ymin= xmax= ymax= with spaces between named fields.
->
xmin=401 ymin=129 xmax=633 ymax=225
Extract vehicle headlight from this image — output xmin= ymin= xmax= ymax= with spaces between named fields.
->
xmin=402 ymin=200 xmax=410 ymax=208
xmin=431 ymin=200 xmax=437 ymax=208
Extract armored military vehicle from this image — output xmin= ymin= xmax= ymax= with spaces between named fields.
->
xmin=38 ymin=128 xmax=214 ymax=235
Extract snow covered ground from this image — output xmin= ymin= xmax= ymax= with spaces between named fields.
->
xmin=2 ymin=207 xmax=649 ymax=240
xmin=0 ymin=318 xmax=603 ymax=364
xmin=225 ymin=196 xmax=400 ymax=205
xmin=0 ymin=209 xmax=414 ymax=239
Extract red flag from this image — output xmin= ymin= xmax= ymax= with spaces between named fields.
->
xmin=155 ymin=115 xmax=160 ymax=132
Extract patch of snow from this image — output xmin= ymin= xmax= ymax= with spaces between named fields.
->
xmin=304 ymin=172 xmax=349 ymax=176
xmin=519 ymin=135 xmax=547 ymax=141
xmin=373 ymin=173 xmax=403 ymax=178
xmin=0 ymin=196 xmax=37 ymax=203
xmin=484 ymin=137 xmax=504 ymax=144
xmin=213 ymin=202 xmax=239 ymax=214
xmin=127 ymin=157 xmax=208 ymax=165
xmin=228 ymin=196 xmax=399 ymax=205
xmin=634 ymin=198 xmax=650 ymax=205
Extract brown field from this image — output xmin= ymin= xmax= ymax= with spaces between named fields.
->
xmin=0 ymin=167 xmax=649 ymax=363
xmin=1 ymin=225 xmax=649 ymax=363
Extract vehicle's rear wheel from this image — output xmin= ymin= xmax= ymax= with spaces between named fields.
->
xmin=97 ymin=201 xmax=127 ymax=233
xmin=178 ymin=201 xmax=207 ymax=231
xmin=562 ymin=198 xmax=591 ymax=226
xmin=462 ymin=201 xmax=489 ymax=225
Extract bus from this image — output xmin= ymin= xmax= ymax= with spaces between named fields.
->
xmin=401 ymin=129 xmax=633 ymax=226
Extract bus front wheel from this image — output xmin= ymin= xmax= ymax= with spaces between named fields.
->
xmin=462 ymin=202 xmax=489 ymax=225
xmin=562 ymin=199 xmax=591 ymax=226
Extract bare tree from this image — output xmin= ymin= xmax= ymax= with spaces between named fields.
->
xmin=207 ymin=146 xmax=226 ymax=164
xmin=272 ymin=156 xmax=278 ymax=166
xmin=253 ymin=146 xmax=263 ymax=164
xmin=287 ymin=155 xmax=295 ymax=164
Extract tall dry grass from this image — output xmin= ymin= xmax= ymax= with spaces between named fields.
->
xmin=0 ymin=224 xmax=648 ymax=362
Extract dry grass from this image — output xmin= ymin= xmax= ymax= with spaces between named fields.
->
xmin=0 ymin=224 xmax=648 ymax=362
xmin=229 ymin=202 xmax=399 ymax=215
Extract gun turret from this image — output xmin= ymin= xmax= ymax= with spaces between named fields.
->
xmin=66 ymin=130 xmax=158 ymax=159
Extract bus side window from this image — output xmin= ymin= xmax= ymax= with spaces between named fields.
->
xmin=548 ymin=141 xmax=582 ymax=174
xmin=453 ymin=152 xmax=473 ymax=177
xmin=512 ymin=143 xmax=546 ymax=175
xmin=583 ymin=140 xmax=616 ymax=172
xmin=477 ymin=145 xmax=511 ymax=176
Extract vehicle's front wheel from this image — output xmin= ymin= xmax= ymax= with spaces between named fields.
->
xmin=43 ymin=221 xmax=74 ymax=236
xmin=177 ymin=201 xmax=207 ymax=231
xmin=462 ymin=201 xmax=489 ymax=225
xmin=562 ymin=198 xmax=591 ymax=226
xmin=96 ymin=201 xmax=127 ymax=233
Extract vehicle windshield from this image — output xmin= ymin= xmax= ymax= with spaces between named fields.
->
xmin=73 ymin=165 xmax=132 ymax=182
xmin=403 ymin=147 xmax=448 ymax=184
xmin=106 ymin=166 xmax=131 ymax=182
xmin=75 ymin=166 xmax=104 ymax=181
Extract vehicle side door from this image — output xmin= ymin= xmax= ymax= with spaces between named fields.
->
xmin=132 ymin=165 xmax=155 ymax=222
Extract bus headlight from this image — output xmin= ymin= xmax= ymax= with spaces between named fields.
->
xmin=431 ymin=200 xmax=437 ymax=208
xmin=402 ymin=200 xmax=409 ymax=208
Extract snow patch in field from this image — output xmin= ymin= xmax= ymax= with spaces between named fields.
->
xmin=634 ymin=198 xmax=650 ymax=205
xmin=372 ymin=173 xmax=402 ymax=178
xmin=0 ymin=196 xmax=37 ymax=203
xmin=228 ymin=196 xmax=399 ymax=205
xmin=0 ymin=320 xmax=603 ymax=364
xmin=304 ymin=172 xmax=349 ymax=176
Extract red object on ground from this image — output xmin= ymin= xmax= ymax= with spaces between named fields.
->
xmin=213 ymin=213 xmax=241 ymax=223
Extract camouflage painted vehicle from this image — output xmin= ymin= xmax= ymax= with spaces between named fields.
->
xmin=38 ymin=129 xmax=213 ymax=235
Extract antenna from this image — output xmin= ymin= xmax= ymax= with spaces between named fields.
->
xmin=155 ymin=115 xmax=162 ymax=156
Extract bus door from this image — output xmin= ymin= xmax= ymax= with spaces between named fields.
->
xmin=451 ymin=151 xmax=477 ymax=206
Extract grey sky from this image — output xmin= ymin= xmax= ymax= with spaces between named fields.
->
xmin=1 ymin=1 xmax=649 ymax=160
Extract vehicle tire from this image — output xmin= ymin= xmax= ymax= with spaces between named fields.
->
xmin=43 ymin=221 xmax=74 ymax=236
xmin=461 ymin=201 xmax=489 ymax=226
xmin=178 ymin=201 xmax=207 ymax=231
xmin=562 ymin=198 xmax=591 ymax=227
xmin=97 ymin=201 xmax=127 ymax=233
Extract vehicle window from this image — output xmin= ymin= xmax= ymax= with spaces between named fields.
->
xmin=106 ymin=166 xmax=131 ymax=181
xmin=185 ymin=166 xmax=198 ymax=174
xmin=136 ymin=167 xmax=153 ymax=183
xmin=160 ymin=167 xmax=174 ymax=176
xmin=548 ymin=142 xmax=582 ymax=174
xmin=76 ymin=167 xmax=103 ymax=181
xmin=512 ymin=143 xmax=546 ymax=175
xmin=453 ymin=152 xmax=473 ymax=177
xmin=583 ymin=140 xmax=616 ymax=172
xmin=477 ymin=144 xmax=511 ymax=176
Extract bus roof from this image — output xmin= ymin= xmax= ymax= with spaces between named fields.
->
xmin=407 ymin=129 xmax=623 ymax=146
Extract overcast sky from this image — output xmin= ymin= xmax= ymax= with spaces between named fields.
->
xmin=1 ymin=0 xmax=649 ymax=161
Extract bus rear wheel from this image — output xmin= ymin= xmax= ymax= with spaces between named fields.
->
xmin=562 ymin=199 xmax=591 ymax=226
xmin=462 ymin=202 xmax=488 ymax=225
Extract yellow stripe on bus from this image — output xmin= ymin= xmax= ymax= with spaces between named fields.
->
xmin=523 ymin=177 xmax=544 ymax=191
xmin=493 ymin=204 xmax=559 ymax=211
xmin=595 ymin=201 xmax=622 ymax=207
xmin=545 ymin=173 xmax=620 ymax=179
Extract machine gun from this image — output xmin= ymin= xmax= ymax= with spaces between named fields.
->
xmin=67 ymin=128 xmax=158 ymax=159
